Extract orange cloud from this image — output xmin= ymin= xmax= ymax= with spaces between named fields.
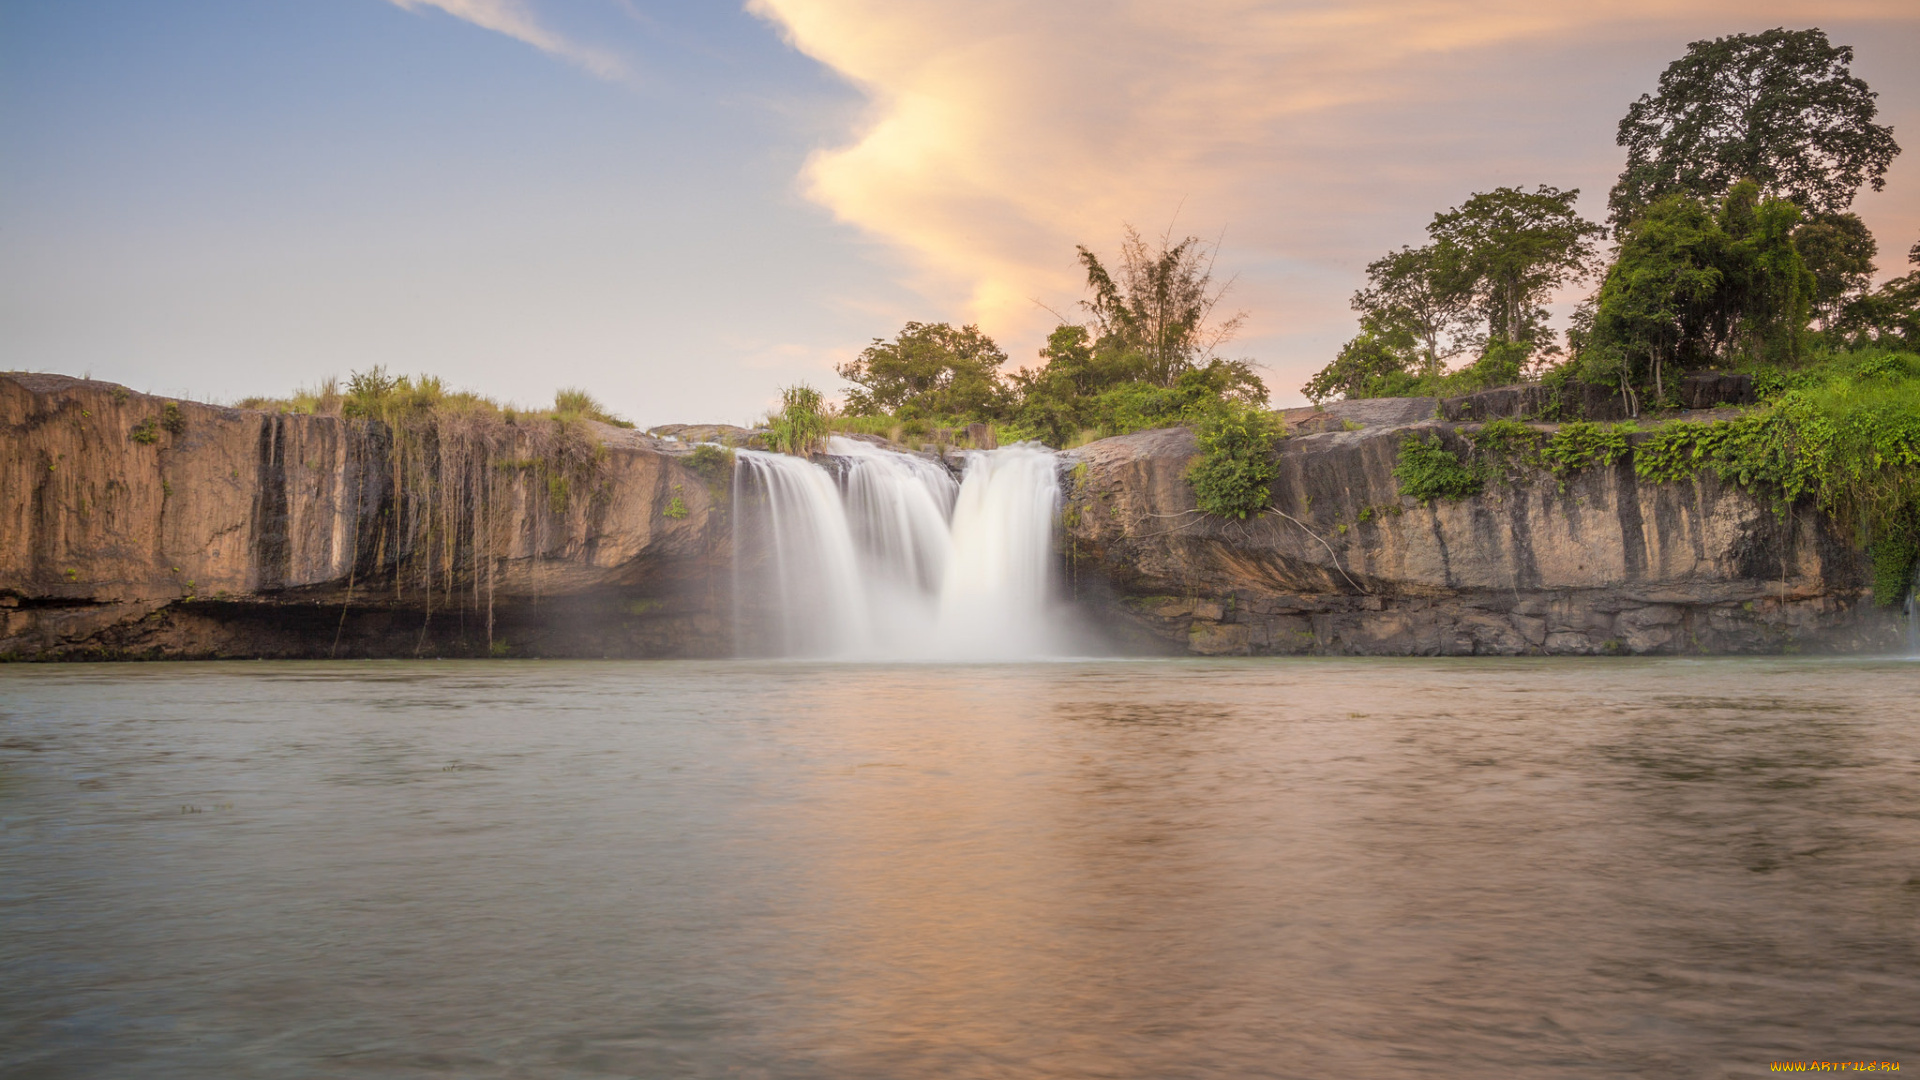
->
xmin=750 ymin=0 xmax=1920 ymax=371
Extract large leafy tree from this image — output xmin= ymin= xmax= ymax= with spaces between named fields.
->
xmin=836 ymin=322 xmax=1009 ymax=418
xmin=1580 ymin=181 xmax=1814 ymax=411
xmin=1302 ymin=185 xmax=1601 ymax=402
xmin=1427 ymin=185 xmax=1605 ymax=348
xmin=1609 ymin=28 xmax=1900 ymax=228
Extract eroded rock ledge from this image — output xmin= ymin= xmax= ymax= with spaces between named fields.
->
xmin=2 ymin=374 xmax=728 ymax=659
xmin=1060 ymin=405 xmax=1898 ymax=656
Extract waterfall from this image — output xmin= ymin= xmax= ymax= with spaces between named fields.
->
xmin=731 ymin=437 xmax=1063 ymax=659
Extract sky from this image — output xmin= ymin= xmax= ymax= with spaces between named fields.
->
xmin=2 ymin=1 xmax=1918 ymax=426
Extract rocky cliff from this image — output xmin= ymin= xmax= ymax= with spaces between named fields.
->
xmin=2 ymin=374 xmax=729 ymax=659
xmin=1060 ymin=401 xmax=1899 ymax=656
xmin=3 ymin=374 xmax=1901 ymax=659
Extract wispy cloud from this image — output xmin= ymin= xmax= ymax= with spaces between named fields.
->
xmin=387 ymin=0 xmax=629 ymax=81
xmin=749 ymin=0 xmax=1920 ymax=372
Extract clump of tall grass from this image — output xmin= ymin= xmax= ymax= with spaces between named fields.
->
xmin=765 ymin=384 xmax=831 ymax=456
xmin=553 ymin=387 xmax=634 ymax=428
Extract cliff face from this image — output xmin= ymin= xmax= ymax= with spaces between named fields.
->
xmin=3 ymin=375 xmax=1901 ymax=659
xmin=1 ymin=375 xmax=729 ymax=659
xmin=1060 ymin=409 xmax=1899 ymax=656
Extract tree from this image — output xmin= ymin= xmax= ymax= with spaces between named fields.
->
xmin=1351 ymin=245 xmax=1473 ymax=377
xmin=1836 ymin=238 xmax=1920 ymax=349
xmin=1794 ymin=212 xmax=1878 ymax=327
xmin=1609 ymin=28 xmax=1900 ymax=228
xmin=1077 ymin=226 xmax=1246 ymax=388
xmin=1583 ymin=195 xmax=1725 ymax=412
xmin=1427 ymin=185 xmax=1605 ymax=349
xmin=1579 ymin=182 xmax=1814 ymax=411
xmin=836 ymin=322 xmax=1009 ymax=418
xmin=1301 ymin=310 xmax=1422 ymax=403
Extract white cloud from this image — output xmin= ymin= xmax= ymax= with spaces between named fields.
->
xmin=387 ymin=0 xmax=629 ymax=81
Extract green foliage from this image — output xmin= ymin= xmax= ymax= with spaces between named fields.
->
xmin=1186 ymin=405 xmax=1284 ymax=519
xmin=1609 ymin=28 xmax=1899 ymax=227
xmin=1833 ymin=243 xmax=1920 ymax=350
xmin=1630 ymin=349 xmax=1920 ymax=603
xmin=1541 ymin=421 xmax=1635 ymax=479
xmin=160 ymin=402 xmax=185 ymax=435
xmin=1428 ymin=185 xmax=1604 ymax=348
xmin=837 ymin=322 xmax=1009 ymax=419
xmin=1794 ymin=212 xmax=1878 ymax=326
xmin=765 ymin=384 xmax=831 ymax=457
xmin=1576 ymin=183 xmax=1814 ymax=410
xmin=1393 ymin=433 xmax=1483 ymax=502
xmin=685 ymin=443 xmax=734 ymax=497
xmin=1307 ymin=187 xmax=1601 ymax=401
xmin=1465 ymin=418 xmax=1544 ymax=483
xmin=129 ymin=416 xmax=159 ymax=444
xmin=663 ymin=494 xmax=690 ymax=520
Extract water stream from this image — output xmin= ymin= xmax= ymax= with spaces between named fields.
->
xmin=732 ymin=438 xmax=1064 ymax=659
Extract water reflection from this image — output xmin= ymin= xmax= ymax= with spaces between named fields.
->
xmin=2 ymin=658 xmax=1917 ymax=1077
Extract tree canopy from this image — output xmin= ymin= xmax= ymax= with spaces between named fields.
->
xmin=1576 ymin=181 xmax=1814 ymax=410
xmin=1428 ymin=185 xmax=1605 ymax=348
xmin=1608 ymin=28 xmax=1900 ymax=227
xmin=836 ymin=322 xmax=1009 ymax=419
xmin=1302 ymin=186 xmax=1601 ymax=402
xmin=1076 ymin=226 xmax=1245 ymax=388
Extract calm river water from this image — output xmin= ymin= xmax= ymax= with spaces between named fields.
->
xmin=3 ymin=659 xmax=1917 ymax=1077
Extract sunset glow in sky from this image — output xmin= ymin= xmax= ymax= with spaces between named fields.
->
xmin=4 ymin=0 xmax=1918 ymax=424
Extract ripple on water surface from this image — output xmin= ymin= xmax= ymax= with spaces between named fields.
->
xmin=2 ymin=658 xmax=1918 ymax=1078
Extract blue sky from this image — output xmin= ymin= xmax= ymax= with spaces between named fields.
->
xmin=3 ymin=0 xmax=1917 ymax=425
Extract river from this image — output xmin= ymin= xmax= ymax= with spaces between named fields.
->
xmin=3 ymin=658 xmax=1917 ymax=1077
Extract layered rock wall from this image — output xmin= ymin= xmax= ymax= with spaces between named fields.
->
xmin=2 ymin=375 xmax=729 ymax=658
xmin=1061 ymin=416 xmax=1898 ymax=656
xmin=3 ymin=374 xmax=1900 ymax=659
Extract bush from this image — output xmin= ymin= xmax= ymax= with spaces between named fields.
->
xmin=1393 ymin=432 xmax=1483 ymax=502
xmin=1187 ymin=405 xmax=1284 ymax=519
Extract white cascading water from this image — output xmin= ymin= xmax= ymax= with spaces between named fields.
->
xmin=732 ymin=436 xmax=1064 ymax=659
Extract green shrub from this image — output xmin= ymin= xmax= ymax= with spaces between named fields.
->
xmin=1394 ymin=432 xmax=1483 ymax=502
xmin=765 ymin=385 xmax=830 ymax=456
xmin=129 ymin=417 xmax=159 ymax=444
xmin=1187 ymin=405 xmax=1284 ymax=519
